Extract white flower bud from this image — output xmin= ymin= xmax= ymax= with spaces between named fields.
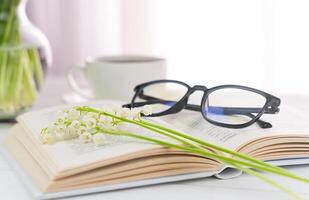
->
xmin=93 ymin=134 xmax=106 ymax=146
xmin=53 ymin=124 xmax=65 ymax=140
xmin=83 ymin=116 xmax=97 ymax=129
xmin=141 ymin=105 xmax=153 ymax=116
xmin=56 ymin=115 xmax=66 ymax=125
xmin=64 ymin=126 xmax=79 ymax=139
xmin=115 ymin=122 xmax=127 ymax=131
xmin=99 ymin=115 xmax=112 ymax=124
xmin=70 ymin=120 xmax=81 ymax=129
xmin=118 ymin=107 xmax=131 ymax=118
xmin=56 ymin=124 xmax=65 ymax=132
xmin=129 ymin=108 xmax=142 ymax=119
xmin=79 ymin=132 xmax=93 ymax=143
xmin=55 ymin=110 xmax=67 ymax=124
xmin=86 ymin=112 xmax=99 ymax=119
xmin=42 ymin=126 xmax=56 ymax=134
xmin=40 ymin=133 xmax=57 ymax=144
xmin=77 ymin=126 xmax=87 ymax=135
xmin=67 ymin=109 xmax=80 ymax=121
xmin=97 ymin=121 xmax=106 ymax=129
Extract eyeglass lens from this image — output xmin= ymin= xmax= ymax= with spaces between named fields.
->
xmin=136 ymin=82 xmax=188 ymax=114
xmin=203 ymin=88 xmax=266 ymax=125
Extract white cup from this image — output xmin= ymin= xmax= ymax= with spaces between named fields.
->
xmin=67 ymin=55 xmax=167 ymax=101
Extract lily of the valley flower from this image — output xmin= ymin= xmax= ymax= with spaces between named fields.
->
xmin=79 ymin=132 xmax=93 ymax=143
xmin=93 ymin=134 xmax=106 ymax=146
xmin=83 ymin=116 xmax=97 ymax=129
xmin=40 ymin=104 xmax=309 ymax=200
xmin=141 ymin=105 xmax=153 ymax=116
xmin=41 ymin=105 xmax=148 ymax=145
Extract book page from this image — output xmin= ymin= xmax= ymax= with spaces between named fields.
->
xmin=17 ymin=100 xmax=163 ymax=172
xmin=158 ymin=102 xmax=309 ymax=150
xmin=17 ymin=99 xmax=309 ymax=172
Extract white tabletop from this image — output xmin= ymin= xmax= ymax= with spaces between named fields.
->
xmin=0 ymin=76 xmax=308 ymax=200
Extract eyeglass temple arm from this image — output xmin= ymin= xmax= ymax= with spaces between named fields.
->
xmin=185 ymin=104 xmax=278 ymax=114
xmin=184 ymin=104 xmax=272 ymax=128
xmin=123 ymin=100 xmax=175 ymax=108
xmin=123 ymin=99 xmax=273 ymax=129
xmin=132 ymin=93 xmax=278 ymax=114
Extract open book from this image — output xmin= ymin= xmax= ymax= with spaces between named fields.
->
xmin=2 ymin=100 xmax=309 ymax=199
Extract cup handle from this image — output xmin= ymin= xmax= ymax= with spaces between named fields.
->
xmin=67 ymin=64 xmax=95 ymax=99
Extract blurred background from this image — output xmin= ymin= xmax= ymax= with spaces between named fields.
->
xmin=27 ymin=0 xmax=309 ymax=95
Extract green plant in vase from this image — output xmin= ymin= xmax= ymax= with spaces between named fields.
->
xmin=0 ymin=0 xmax=44 ymax=119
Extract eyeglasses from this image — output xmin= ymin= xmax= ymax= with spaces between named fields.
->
xmin=123 ymin=79 xmax=281 ymax=129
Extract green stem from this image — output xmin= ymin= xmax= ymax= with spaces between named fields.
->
xmin=28 ymin=47 xmax=44 ymax=89
xmin=140 ymin=119 xmax=309 ymax=183
xmin=77 ymin=106 xmax=309 ymax=183
xmin=0 ymin=51 xmax=8 ymax=99
xmin=21 ymin=51 xmax=38 ymax=107
xmin=231 ymin=162 xmax=304 ymax=200
xmin=96 ymin=128 xmax=304 ymax=200
xmin=0 ymin=0 xmax=39 ymax=115
xmin=13 ymin=49 xmax=24 ymax=100
xmin=133 ymin=121 xmax=309 ymax=182
xmin=0 ymin=4 xmax=16 ymax=43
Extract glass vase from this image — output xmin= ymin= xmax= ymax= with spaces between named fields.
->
xmin=0 ymin=45 xmax=45 ymax=120
xmin=0 ymin=0 xmax=52 ymax=120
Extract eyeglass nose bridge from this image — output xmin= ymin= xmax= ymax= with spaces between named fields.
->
xmin=167 ymin=85 xmax=207 ymax=114
xmin=190 ymin=85 xmax=208 ymax=93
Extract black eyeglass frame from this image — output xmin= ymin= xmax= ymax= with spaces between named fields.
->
xmin=123 ymin=79 xmax=281 ymax=129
